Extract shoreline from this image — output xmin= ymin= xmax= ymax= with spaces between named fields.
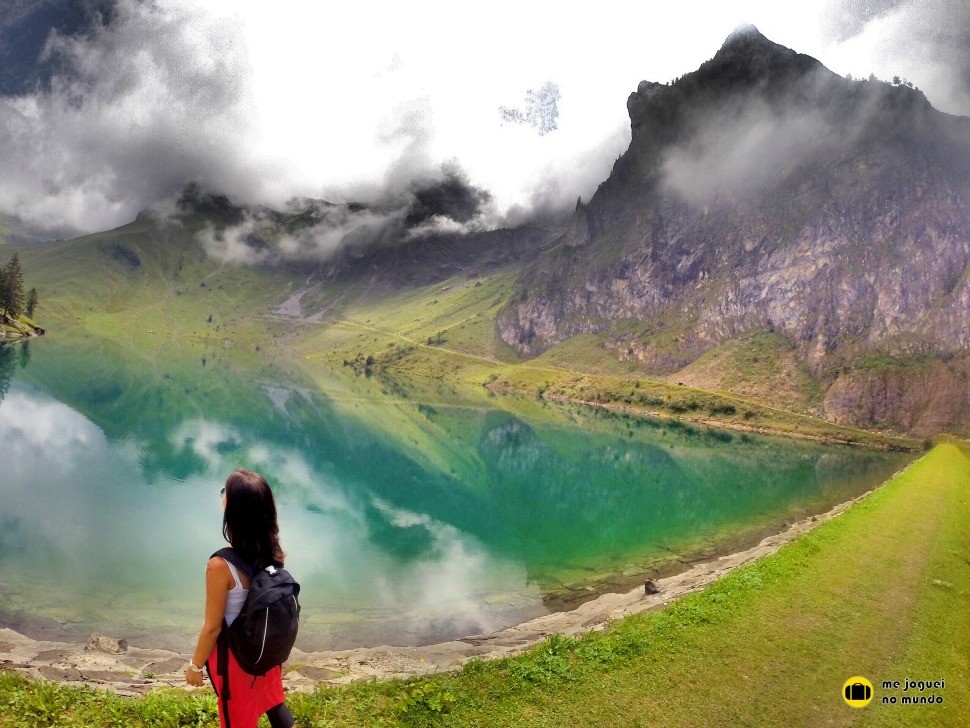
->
xmin=0 ymin=330 xmax=43 ymax=341
xmin=538 ymin=392 xmax=917 ymax=452
xmin=0 ymin=474 xmax=899 ymax=697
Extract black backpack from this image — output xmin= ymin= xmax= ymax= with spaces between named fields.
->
xmin=211 ymin=548 xmax=301 ymax=676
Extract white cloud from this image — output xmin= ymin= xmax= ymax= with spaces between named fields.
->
xmin=661 ymin=99 xmax=842 ymax=206
xmin=819 ymin=0 xmax=970 ymax=115
xmin=0 ymin=0 xmax=962 ymax=238
xmin=0 ymin=386 xmax=218 ymax=641
xmin=0 ymin=0 xmax=269 ymax=233
xmin=165 ymin=418 xmax=539 ymax=645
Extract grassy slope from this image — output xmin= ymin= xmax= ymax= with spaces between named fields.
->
xmin=668 ymin=331 xmax=825 ymax=414
xmin=484 ymin=366 xmax=911 ymax=450
xmin=14 ymin=217 xmax=303 ymax=351
xmin=1 ymin=444 xmax=965 ymax=727
xmin=1 ymin=312 xmax=43 ymax=338
xmin=286 ymin=273 xmax=914 ymax=451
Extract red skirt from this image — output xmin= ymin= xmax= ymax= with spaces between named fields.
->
xmin=206 ymin=645 xmax=285 ymax=728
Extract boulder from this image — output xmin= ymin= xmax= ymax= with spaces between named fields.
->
xmin=85 ymin=633 xmax=128 ymax=654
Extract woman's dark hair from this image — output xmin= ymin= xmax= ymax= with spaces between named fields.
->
xmin=222 ymin=468 xmax=285 ymax=567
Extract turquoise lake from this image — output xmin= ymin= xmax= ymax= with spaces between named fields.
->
xmin=0 ymin=338 xmax=912 ymax=651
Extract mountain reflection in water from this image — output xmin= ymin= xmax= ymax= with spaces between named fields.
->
xmin=0 ymin=338 xmax=911 ymax=650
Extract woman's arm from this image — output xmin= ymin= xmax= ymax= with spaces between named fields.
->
xmin=185 ymin=556 xmax=230 ymax=686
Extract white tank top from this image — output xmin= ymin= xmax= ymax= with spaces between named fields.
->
xmin=223 ymin=559 xmax=249 ymax=626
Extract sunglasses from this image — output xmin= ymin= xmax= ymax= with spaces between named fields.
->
xmin=220 ymin=487 xmax=226 ymax=497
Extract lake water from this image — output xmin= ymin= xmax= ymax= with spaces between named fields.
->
xmin=0 ymin=338 xmax=911 ymax=651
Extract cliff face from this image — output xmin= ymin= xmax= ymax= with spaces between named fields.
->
xmin=822 ymin=354 xmax=970 ymax=438
xmin=497 ymin=27 xmax=970 ymax=434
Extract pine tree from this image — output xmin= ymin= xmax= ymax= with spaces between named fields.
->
xmin=2 ymin=253 xmax=24 ymax=316
xmin=0 ymin=265 xmax=7 ymax=318
xmin=0 ymin=343 xmax=14 ymax=400
xmin=25 ymin=287 xmax=38 ymax=317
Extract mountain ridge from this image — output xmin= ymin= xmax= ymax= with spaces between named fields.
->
xmin=495 ymin=27 xmax=970 ymax=434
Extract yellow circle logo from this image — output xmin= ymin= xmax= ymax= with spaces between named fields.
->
xmin=843 ymin=676 xmax=874 ymax=708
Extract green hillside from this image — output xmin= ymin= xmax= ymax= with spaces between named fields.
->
xmin=15 ymin=215 xmax=303 ymax=351
xmin=10 ymin=212 xmax=919 ymax=452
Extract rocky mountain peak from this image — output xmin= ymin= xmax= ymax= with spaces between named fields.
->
xmin=624 ymin=28 xmax=829 ymax=150
xmin=721 ymin=23 xmax=762 ymax=42
xmin=696 ymin=25 xmax=824 ymax=96
xmin=715 ymin=24 xmax=785 ymax=59
xmin=497 ymin=29 xmax=970 ymax=435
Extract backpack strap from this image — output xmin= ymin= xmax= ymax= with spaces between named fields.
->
xmin=209 ymin=548 xmax=261 ymax=728
xmin=211 ymin=547 xmax=257 ymax=580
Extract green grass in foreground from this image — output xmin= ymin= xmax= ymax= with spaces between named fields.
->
xmin=1 ymin=444 xmax=966 ymax=727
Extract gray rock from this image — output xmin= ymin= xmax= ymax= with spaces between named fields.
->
xmin=85 ymin=634 xmax=128 ymax=654
xmin=644 ymin=579 xmax=661 ymax=595
xmin=144 ymin=656 xmax=189 ymax=675
xmin=293 ymin=665 xmax=339 ymax=681
xmin=80 ymin=670 xmax=143 ymax=684
xmin=119 ymin=684 xmax=154 ymax=696
xmin=0 ymin=660 xmax=31 ymax=669
xmin=37 ymin=665 xmax=83 ymax=682
xmin=34 ymin=649 xmax=72 ymax=662
xmin=119 ymin=651 xmax=173 ymax=669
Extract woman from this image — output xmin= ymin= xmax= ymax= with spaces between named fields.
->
xmin=184 ymin=468 xmax=295 ymax=728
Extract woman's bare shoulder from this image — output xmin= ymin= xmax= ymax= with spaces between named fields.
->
xmin=206 ymin=555 xmax=231 ymax=574
xmin=206 ymin=556 xmax=238 ymax=590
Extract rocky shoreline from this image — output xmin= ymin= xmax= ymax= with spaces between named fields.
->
xmin=0 ymin=478 xmax=896 ymax=698
xmin=0 ymin=313 xmax=44 ymax=340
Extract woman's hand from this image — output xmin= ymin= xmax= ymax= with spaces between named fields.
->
xmin=185 ymin=664 xmax=205 ymax=687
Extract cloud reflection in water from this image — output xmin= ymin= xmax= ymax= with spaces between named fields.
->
xmin=169 ymin=417 xmax=542 ymax=648
xmin=0 ymin=388 xmax=540 ymax=649
xmin=0 ymin=362 xmax=911 ymax=651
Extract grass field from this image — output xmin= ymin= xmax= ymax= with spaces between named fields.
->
xmin=2 ymin=443 xmax=965 ymax=727
xmin=14 ymin=218 xmax=303 ymax=353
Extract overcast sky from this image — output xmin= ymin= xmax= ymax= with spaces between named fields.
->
xmin=0 ymin=0 xmax=966 ymax=236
